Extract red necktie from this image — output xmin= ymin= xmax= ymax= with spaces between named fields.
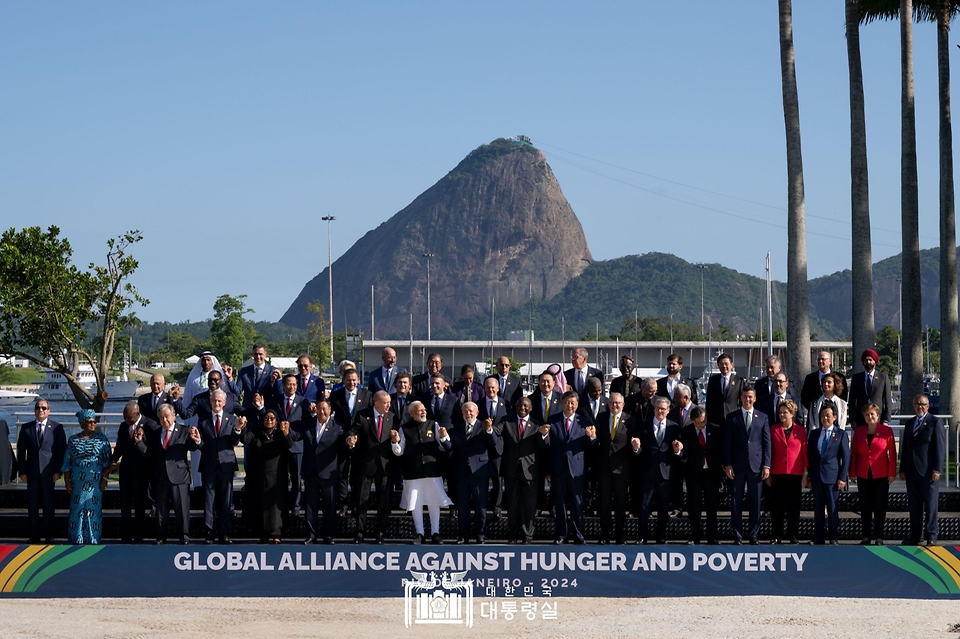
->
xmin=519 ymin=418 xmax=525 ymax=437
xmin=302 ymin=378 xmax=308 ymax=393
xmin=680 ymin=408 xmax=686 ymax=425
xmin=215 ymin=414 xmax=221 ymax=436
xmin=698 ymin=430 xmax=706 ymax=468
xmin=163 ymin=429 xmax=171 ymax=450
xmin=377 ymin=415 xmax=383 ymax=439
xmin=286 ymin=398 xmax=293 ymax=418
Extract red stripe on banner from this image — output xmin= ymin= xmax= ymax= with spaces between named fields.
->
xmin=0 ymin=546 xmax=18 ymax=565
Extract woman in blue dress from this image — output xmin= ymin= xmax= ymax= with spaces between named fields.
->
xmin=61 ymin=409 xmax=112 ymax=544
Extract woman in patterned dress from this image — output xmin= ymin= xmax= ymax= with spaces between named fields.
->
xmin=61 ymin=409 xmax=112 ymax=544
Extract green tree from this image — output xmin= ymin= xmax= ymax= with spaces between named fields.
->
xmin=0 ymin=226 xmax=147 ymax=411
xmin=874 ymin=324 xmax=901 ymax=378
xmin=210 ymin=294 xmax=255 ymax=369
xmin=305 ymin=300 xmax=332 ymax=366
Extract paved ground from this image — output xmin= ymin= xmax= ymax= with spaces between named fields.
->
xmin=2 ymin=596 xmax=959 ymax=638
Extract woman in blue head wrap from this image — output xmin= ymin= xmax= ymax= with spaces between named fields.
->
xmin=61 ymin=409 xmax=112 ymax=544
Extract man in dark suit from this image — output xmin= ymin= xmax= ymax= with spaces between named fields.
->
xmin=425 ymin=373 xmax=457 ymax=428
xmin=110 ymin=401 xmax=159 ymax=543
xmin=668 ymin=384 xmax=696 ymax=427
xmin=530 ymin=370 xmax=562 ymax=424
xmin=565 ymin=347 xmax=604 ymax=402
xmin=848 ymin=349 xmax=893 ymax=427
xmin=800 ymin=350 xmax=848 ymax=412
xmin=899 ymin=394 xmax=947 ymax=545
xmin=195 ymin=390 xmax=245 ymax=543
xmin=296 ymin=398 xmax=354 ymax=544
xmin=625 ymin=377 xmax=659 ymax=423
xmin=413 ymin=353 xmax=448 ymax=400
xmin=450 ymin=402 xmax=503 ymax=543
xmin=706 ymin=353 xmax=742 ymax=426
xmin=594 ymin=393 xmax=638 ymax=544
xmin=500 ymin=397 xmax=549 ymax=544
xmin=169 ymin=370 xmax=240 ymax=421
xmin=610 ymin=355 xmax=643 ymax=399
xmin=807 ymin=403 xmax=850 ymax=544
xmin=390 ymin=371 xmax=416 ymax=425
xmin=330 ymin=368 xmax=372 ymax=515
xmin=134 ymin=403 xmax=199 ymax=544
xmin=17 ymin=399 xmax=66 ymax=543
xmin=265 ymin=374 xmax=308 ymax=520
xmin=722 ymin=385 xmax=770 ymax=544
xmin=367 ymin=347 xmax=404 ymax=395
xmin=348 ymin=390 xmax=396 ymax=543
xmin=546 ymin=391 xmax=597 ymax=543
xmin=636 ymin=396 xmax=682 ymax=544
xmin=493 ymin=356 xmax=523 ymax=411
xmin=138 ymin=373 xmax=172 ymax=423
xmin=579 ymin=377 xmax=609 ymax=425
xmin=657 ymin=353 xmax=698 ymax=406
xmin=680 ymin=406 xmax=723 ymax=544
xmin=757 ymin=373 xmax=804 ymax=426
xmin=238 ymin=343 xmax=279 ymax=417
xmin=278 ymin=354 xmax=324 ymax=404
xmin=754 ymin=355 xmax=789 ymax=402
xmin=479 ymin=376 xmax=510 ymax=517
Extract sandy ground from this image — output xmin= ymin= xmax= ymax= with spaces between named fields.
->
xmin=2 ymin=596 xmax=959 ymax=638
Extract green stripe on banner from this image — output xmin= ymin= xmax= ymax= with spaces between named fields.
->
xmin=866 ymin=547 xmax=951 ymax=595
xmin=11 ymin=546 xmax=70 ymax=593
xmin=907 ymin=548 xmax=960 ymax=594
xmin=22 ymin=546 xmax=105 ymax=594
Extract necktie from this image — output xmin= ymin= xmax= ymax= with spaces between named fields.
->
xmin=255 ymin=368 xmax=261 ymax=385
xmin=433 ymin=396 xmax=440 ymax=416
xmin=820 ymin=429 xmax=830 ymax=456
xmin=302 ymin=377 xmax=308 ymax=394
xmin=215 ymin=414 xmax=221 ymax=436
xmin=775 ymin=395 xmax=781 ymax=414
xmin=656 ymin=422 xmax=663 ymax=446
xmin=722 ymin=376 xmax=728 ymax=397
xmin=611 ymin=415 xmax=619 ymax=440
xmin=349 ymin=392 xmax=356 ymax=415
xmin=745 ymin=411 xmax=752 ymax=433
xmin=377 ymin=415 xmax=383 ymax=439
xmin=866 ymin=374 xmax=873 ymax=395
xmin=500 ymin=377 xmax=507 ymax=397
xmin=163 ymin=429 xmax=171 ymax=450
xmin=317 ymin=421 xmax=323 ymax=441
xmin=286 ymin=398 xmax=293 ymax=418
xmin=698 ymin=429 xmax=706 ymax=468
xmin=680 ymin=407 xmax=686 ymax=425
xmin=913 ymin=417 xmax=922 ymax=435
xmin=398 ymin=397 xmax=405 ymax=417
xmin=592 ymin=399 xmax=598 ymax=417
xmin=565 ymin=417 xmax=572 ymax=435
xmin=578 ymin=370 xmax=585 ymax=393
xmin=489 ymin=400 xmax=495 ymax=418
xmin=544 ymin=397 xmax=551 ymax=420
xmin=37 ymin=423 xmax=44 ymax=443
xmin=467 ymin=422 xmax=473 ymax=436
xmin=519 ymin=418 xmax=525 ymax=437
xmin=153 ymin=394 xmax=160 ymax=410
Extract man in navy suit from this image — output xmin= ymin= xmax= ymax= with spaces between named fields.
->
xmin=277 ymin=355 xmax=324 ymax=404
xmin=17 ymin=399 xmax=66 ymax=543
xmin=450 ymin=402 xmax=503 ymax=543
xmin=413 ymin=353 xmax=449 ymax=400
xmin=390 ymin=371 xmax=416 ymax=425
xmin=134 ymin=403 xmax=199 ymax=544
xmin=263 ymin=374 xmax=308 ymax=520
xmin=348 ymin=391 xmax=396 ymax=543
xmin=500 ymin=397 xmax=549 ymax=544
xmin=195 ymin=390 xmax=246 ymax=543
xmin=680 ymin=406 xmax=723 ymax=544
xmin=367 ymin=347 xmax=404 ymax=395
xmin=110 ymin=401 xmax=159 ymax=543
xmin=807 ymin=403 xmax=850 ymax=544
xmin=478 ymin=377 xmax=510 ymax=517
xmin=492 ymin=356 xmax=523 ymax=411
xmin=657 ymin=353 xmax=698 ymax=406
xmin=848 ymin=349 xmax=893 ymax=427
xmin=757 ymin=372 xmax=804 ymax=426
xmin=899 ymin=394 xmax=946 ymax=545
xmin=138 ymin=373 xmax=172 ymax=423
xmin=579 ymin=377 xmax=609 ymax=425
xmin=546 ymin=390 xmax=597 ymax=543
xmin=530 ymin=370 xmax=562 ymax=424
xmin=565 ymin=348 xmax=604 ymax=402
xmin=594 ymin=393 xmax=638 ymax=544
xmin=238 ymin=343 xmax=279 ymax=417
xmin=425 ymin=373 xmax=457 ymax=427
xmin=722 ymin=385 xmax=770 ymax=544
xmin=706 ymin=353 xmax=742 ymax=426
xmin=637 ymin=396 xmax=682 ymax=544
xmin=296 ymin=398 xmax=355 ymax=544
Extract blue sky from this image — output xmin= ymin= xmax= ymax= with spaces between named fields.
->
xmin=0 ymin=2 xmax=951 ymax=324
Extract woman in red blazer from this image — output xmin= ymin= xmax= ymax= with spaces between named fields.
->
xmin=849 ymin=402 xmax=897 ymax=545
xmin=765 ymin=399 xmax=808 ymax=544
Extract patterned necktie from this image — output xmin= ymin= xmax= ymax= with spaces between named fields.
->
xmin=611 ymin=415 xmax=619 ymax=440
xmin=913 ymin=416 xmax=922 ymax=435
xmin=467 ymin=422 xmax=473 ymax=436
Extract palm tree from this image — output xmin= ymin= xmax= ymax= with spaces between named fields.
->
xmin=778 ymin=0 xmax=812 ymax=389
xmin=847 ymin=0 xmax=875 ymax=376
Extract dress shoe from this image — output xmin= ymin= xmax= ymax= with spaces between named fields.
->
xmin=924 ymin=539 xmax=934 ymax=547
xmin=828 ymin=540 xmax=839 ymax=545
xmin=615 ymin=538 xmax=627 ymax=545
xmin=749 ymin=538 xmax=759 ymax=545
xmin=134 ymin=538 xmax=145 ymax=545
xmin=733 ymin=538 xmax=743 ymax=546
xmin=789 ymin=537 xmax=799 ymax=545
xmin=656 ymin=539 xmax=667 ymax=545
xmin=304 ymin=536 xmax=317 ymax=545
xmin=859 ymin=538 xmax=871 ymax=545
xmin=219 ymin=537 xmax=233 ymax=545
xmin=323 ymin=537 xmax=335 ymax=545
xmin=707 ymin=539 xmax=720 ymax=545
xmin=431 ymin=533 xmax=443 ymax=545
xmin=44 ymin=538 xmax=54 ymax=545
xmin=28 ymin=537 xmax=40 ymax=544
xmin=204 ymin=537 xmax=214 ymax=545
xmin=901 ymin=538 xmax=920 ymax=546
xmin=181 ymin=539 xmax=190 ymax=546
xmin=155 ymin=539 xmax=165 ymax=545
xmin=353 ymin=533 xmax=364 ymax=544
xmin=339 ymin=506 xmax=349 ymax=518
xmin=553 ymin=538 xmax=564 ymax=545
xmin=875 ymin=539 xmax=885 ymax=546
xmin=456 ymin=537 xmax=467 ymax=545
xmin=573 ymin=537 xmax=585 ymax=545
xmin=476 ymin=537 xmax=485 ymax=545
xmin=522 ymin=538 xmax=533 ymax=545
xmin=494 ymin=507 xmax=502 ymax=518
xmin=598 ymin=539 xmax=609 ymax=545
xmin=770 ymin=538 xmax=781 ymax=545
xmin=413 ymin=534 xmax=424 ymax=545
xmin=686 ymin=540 xmax=696 ymax=545
xmin=813 ymin=540 xmax=825 ymax=545
xmin=376 ymin=534 xmax=385 ymax=545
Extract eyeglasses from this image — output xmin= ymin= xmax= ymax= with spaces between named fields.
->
xmin=914 ymin=402 xmax=929 ymax=407
xmin=35 ymin=406 xmax=49 ymax=411
xmin=298 ymin=364 xmax=311 ymax=369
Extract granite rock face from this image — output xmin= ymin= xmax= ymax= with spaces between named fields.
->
xmin=281 ymin=139 xmax=593 ymax=337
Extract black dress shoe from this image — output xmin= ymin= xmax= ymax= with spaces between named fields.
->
xmin=304 ymin=536 xmax=317 ymax=545
xmin=875 ymin=539 xmax=885 ymax=546
xmin=749 ymin=538 xmax=759 ymax=545
xmin=522 ymin=538 xmax=533 ymax=545
xmin=353 ymin=533 xmax=364 ymax=544
xmin=598 ymin=539 xmax=609 ymax=545
xmin=323 ymin=537 xmax=335 ymax=545
xmin=181 ymin=539 xmax=190 ymax=546
xmin=656 ymin=539 xmax=667 ymax=545
xmin=413 ymin=534 xmax=424 ymax=545
xmin=44 ymin=538 xmax=54 ymax=545
xmin=219 ymin=537 xmax=233 ymax=545
xmin=733 ymin=538 xmax=743 ymax=546
xmin=494 ymin=507 xmax=502 ymax=518
xmin=686 ymin=540 xmax=696 ymax=545
xmin=476 ymin=537 xmax=485 ymax=545
xmin=431 ymin=533 xmax=443 ymax=545
xmin=789 ymin=537 xmax=799 ymax=544
xmin=828 ymin=540 xmax=839 ymax=545
xmin=204 ymin=538 xmax=214 ymax=545
xmin=376 ymin=534 xmax=385 ymax=545
xmin=155 ymin=539 xmax=165 ymax=545
xmin=615 ymin=538 xmax=627 ymax=545
xmin=708 ymin=539 xmax=720 ymax=545
xmin=901 ymin=538 xmax=919 ymax=546
xmin=770 ymin=538 xmax=781 ymax=545
xmin=553 ymin=538 xmax=563 ymax=545
xmin=28 ymin=538 xmax=40 ymax=544
xmin=859 ymin=538 xmax=871 ymax=545
xmin=573 ymin=537 xmax=585 ymax=545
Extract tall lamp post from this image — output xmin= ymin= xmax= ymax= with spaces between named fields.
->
xmin=423 ymin=253 xmax=434 ymax=341
xmin=322 ymin=215 xmax=336 ymax=367
xmin=696 ymin=264 xmax=707 ymax=335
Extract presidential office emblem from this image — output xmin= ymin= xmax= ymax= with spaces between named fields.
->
xmin=402 ymin=570 xmax=473 ymax=628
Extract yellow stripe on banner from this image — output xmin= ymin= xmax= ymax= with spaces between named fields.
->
xmin=924 ymin=547 xmax=960 ymax=588
xmin=0 ymin=546 xmax=51 ymax=593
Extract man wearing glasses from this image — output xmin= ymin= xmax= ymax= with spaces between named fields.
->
xmin=279 ymin=355 xmax=324 ymax=404
xmin=17 ymin=400 xmax=66 ymax=543
xmin=899 ymin=395 xmax=946 ymax=546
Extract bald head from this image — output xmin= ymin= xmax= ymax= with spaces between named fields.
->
xmin=123 ymin=400 xmax=140 ymax=423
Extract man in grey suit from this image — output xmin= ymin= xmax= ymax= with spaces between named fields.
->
xmin=17 ymin=399 xmax=66 ymax=543
xmin=722 ymin=385 xmax=770 ymax=544
xmin=899 ymin=394 xmax=947 ymax=545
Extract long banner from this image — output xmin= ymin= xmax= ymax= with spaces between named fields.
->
xmin=2 ymin=544 xmax=959 ymax=601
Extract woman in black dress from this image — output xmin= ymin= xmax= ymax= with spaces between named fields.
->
xmin=242 ymin=409 xmax=293 ymax=543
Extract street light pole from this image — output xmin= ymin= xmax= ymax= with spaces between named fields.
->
xmin=423 ymin=253 xmax=434 ymax=341
xmin=322 ymin=215 xmax=336 ymax=367
xmin=697 ymin=264 xmax=707 ymax=335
